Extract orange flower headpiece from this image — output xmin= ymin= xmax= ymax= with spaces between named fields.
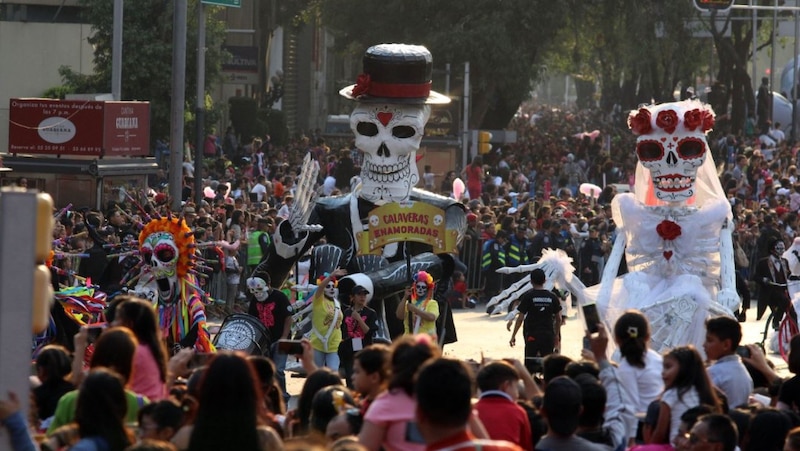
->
xmin=138 ymin=216 xmax=195 ymax=279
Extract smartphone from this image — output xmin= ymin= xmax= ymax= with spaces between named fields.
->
xmin=735 ymin=345 xmax=751 ymax=359
xmin=582 ymin=303 xmax=601 ymax=334
xmin=189 ymin=352 xmax=214 ymax=369
xmin=86 ymin=324 xmax=107 ymax=343
xmin=405 ymin=422 xmax=426 ymax=444
xmin=583 ymin=336 xmax=591 ymax=350
xmin=277 ymin=339 xmax=304 ymax=355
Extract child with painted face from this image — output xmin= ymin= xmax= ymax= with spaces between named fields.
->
xmin=310 ymin=268 xmax=347 ymax=371
xmin=395 ymin=270 xmax=440 ymax=342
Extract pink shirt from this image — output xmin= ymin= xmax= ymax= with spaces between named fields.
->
xmin=364 ymin=389 xmax=425 ymax=451
xmin=130 ymin=344 xmax=167 ymax=401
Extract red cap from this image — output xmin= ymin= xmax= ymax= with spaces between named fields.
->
xmin=776 ymin=207 xmax=788 ymax=216
xmin=466 ymin=213 xmax=478 ymax=222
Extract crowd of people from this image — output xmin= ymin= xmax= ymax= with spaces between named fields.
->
xmin=6 ymin=98 xmax=800 ymax=450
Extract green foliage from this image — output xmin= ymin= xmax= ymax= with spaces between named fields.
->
xmin=317 ymin=0 xmax=569 ymax=129
xmin=49 ymin=0 xmax=227 ymax=142
xmin=545 ymin=0 xmax=706 ymax=110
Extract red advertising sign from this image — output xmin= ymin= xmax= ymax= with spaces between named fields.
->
xmin=103 ymin=102 xmax=151 ymax=156
xmin=8 ymin=99 xmax=150 ymax=157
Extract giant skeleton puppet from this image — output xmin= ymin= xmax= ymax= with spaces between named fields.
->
xmin=265 ymin=44 xmax=466 ymax=341
xmin=488 ymin=100 xmax=738 ymax=355
xmin=136 ymin=216 xmax=214 ymax=353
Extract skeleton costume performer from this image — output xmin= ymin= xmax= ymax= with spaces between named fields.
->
xmin=398 ymin=271 xmax=440 ymax=340
xmin=137 ymin=217 xmax=214 ymax=353
xmin=487 ymin=100 xmax=738 ymax=358
xmin=309 ymin=272 xmax=344 ymax=370
xmin=266 ymin=44 xmax=465 ymax=342
xmin=595 ymin=100 xmax=738 ymax=354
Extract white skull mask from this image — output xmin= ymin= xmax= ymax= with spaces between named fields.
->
xmin=351 ymin=103 xmax=430 ymax=204
xmin=324 ymin=281 xmax=337 ymax=299
xmin=246 ymin=277 xmax=270 ymax=302
xmin=415 ymin=282 xmax=429 ymax=299
xmin=629 ymin=101 xmax=714 ymax=203
xmin=140 ymin=231 xmax=179 ymax=303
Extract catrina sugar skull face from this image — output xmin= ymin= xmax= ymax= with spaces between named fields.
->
xmin=350 ymin=103 xmax=430 ymax=204
xmin=140 ymin=231 xmax=179 ymax=303
xmin=628 ymin=100 xmax=715 ymax=203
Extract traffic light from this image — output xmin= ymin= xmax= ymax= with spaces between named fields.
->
xmin=33 ymin=193 xmax=54 ymax=333
xmin=478 ymin=130 xmax=493 ymax=155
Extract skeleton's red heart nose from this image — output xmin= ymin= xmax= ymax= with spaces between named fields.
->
xmin=377 ymin=112 xmax=393 ymax=127
xmin=663 ymin=250 xmax=673 ymax=260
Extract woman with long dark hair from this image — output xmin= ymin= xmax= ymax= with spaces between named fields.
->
xmin=113 ymin=295 xmax=169 ymax=400
xmin=358 ymin=335 xmax=441 ymax=451
xmin=171 ymin=352 xmax=282 ymax=451
xmin=71 ymin=368 xmax=134 ymax=451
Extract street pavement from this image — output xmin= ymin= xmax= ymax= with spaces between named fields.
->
xmin=280 ymin=304 xmax=791 ymax=398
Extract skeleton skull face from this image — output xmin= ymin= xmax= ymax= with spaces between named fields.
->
xmin=247 ymin=277 xmax=270 ymax=302
xmin=415 ymin=282 xmax=429 ymax=299
xmin=324 ymin=281 xmax=337 ymax=299
xmin=351 ymin=103 xmax=431 ymax=204
xmin=632 ymin=103 xmax=711 ymax=203
xmin=140 ymin=231 xmax=179 ymax=303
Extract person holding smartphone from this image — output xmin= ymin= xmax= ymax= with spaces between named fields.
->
xmin=509 ymin=268 xmax=562 ymax=374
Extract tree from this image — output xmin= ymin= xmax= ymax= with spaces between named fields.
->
xmin=545 ymin=0 xmax=706 ymax=113
xmin=47 ymin=0 xmax=227 ymax=143
xmin=315 ymin=0 xmax=569 ymax=129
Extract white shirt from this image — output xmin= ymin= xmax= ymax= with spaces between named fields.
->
xmin=616 ymin=349 xmax=664 ymax=439
xmin=250 ymin=183 xmax=267 ymax=202
xmin=708 ymin=354 xmax=753 ymax=409
xmin=322 ymin=175 xmax=336 ymax=196
xmin=278 ymin=203 xmax=291 ymax=220
xmin=662 ymin=386 xmax=700 ymax=444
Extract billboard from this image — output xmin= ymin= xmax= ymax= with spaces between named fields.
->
xmin=8 ymin=99 xmax=150 ymax=157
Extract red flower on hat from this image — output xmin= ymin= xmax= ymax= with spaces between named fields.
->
xmin=350 ymin=73 xmax=371 ymax=98
xmin=656 ymin=220 xmax=682 ymax=241
xmin=684 ymin=109 xmax=703 ymax=131
xmin=628 ymin=108 xmax=652 ymax=135
xmin=656 ymin=109 xmax=679 ymax=134
xmin=701 ymin=109 xmax=715 ymax=132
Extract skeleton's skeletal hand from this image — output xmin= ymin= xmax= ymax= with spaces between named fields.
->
xmin=716 ymin=288 xmax=741 ymax=315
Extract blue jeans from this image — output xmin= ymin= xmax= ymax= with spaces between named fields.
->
xmin=313 ymin=349 xmax=341 ymax=372
xmin=269 ymin=342 xmax=288 ymax=401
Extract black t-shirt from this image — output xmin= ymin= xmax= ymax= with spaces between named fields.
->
xmin=248 ymin=289 xmax=293 ymax=341
xmin=338 ymin=306 xmax=379 ymax=356
xmin=517 ymin=288 xmax=561 ymax=336
xmin=779 ymin=375 xmax=800 ymax=411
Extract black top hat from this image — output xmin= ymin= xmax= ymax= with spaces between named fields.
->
xmin=339 ymin=44 xmax=450 ymax=105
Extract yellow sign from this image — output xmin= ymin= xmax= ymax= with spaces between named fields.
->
xmin=356 ymin=202 xmax=458 ymax=255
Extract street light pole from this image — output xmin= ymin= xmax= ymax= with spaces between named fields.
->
xmin=112 ymin=0 xmax=123 ymax=100
xmin=169 ymin=0 xmax=188 ymax=211
xmin=194 ymin=3 xmax=206 ymax=206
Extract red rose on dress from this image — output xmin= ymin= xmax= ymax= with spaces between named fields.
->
xmin=656 ymin=220 xmax=682 ymax=241
xmin=701 ymin=110 xmax=715 ymax=132
xmin=350 ymin=73 xmax=371 ymax=98
xmin=683 ymin=109 xmax=703 ymax=131
xmin=628 ymin=108 xmax=652 ymax=135
xmin=656 ymin=109 xmax=679 ymax=134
